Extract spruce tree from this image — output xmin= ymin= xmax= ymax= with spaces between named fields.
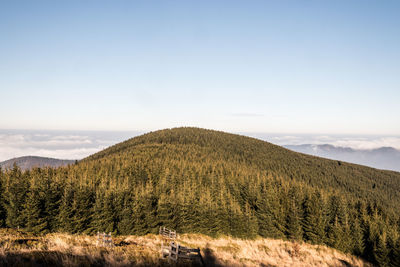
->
xmin=255 ymin=183 xmax=276 ymax=238
xmin=213 ymin=192 xmax=230 ymax=236
xmin=58 ymin=181 xmax=76 ymax=233
xmin=0 ymin=168 xmax=6 ymax=227
xmin=5 ymin=164 xmax=29 ymax=229
xmin=244 ymin=202 xmax=258 ymax=239
xmin=72 ymin=186 xmax=94 ymax=233
xmin=118 ymin=192 xmax=135 ymax=235
xmin=386 ymin=230 xmax=399 ymax=267
xmin=374 ymin=233 xmax=389 ymax=267
xmin=390 ymin=238 xmax=400 ymax=267
xmin=351 ymin=217 xmax=365 ymax=256
xmin=24 ymin=188 xmax=48 ymax=234
xmin=42 ymin=169 xmax=61 ymax=231
xmin=90 ymin=191 xmax=106 ymax=233
xmin=102 ymin=192 xmax=117 ymax=233
xmin=227 ymin=202 xmax=243 ymax=238
xmin=286 ymin=198 xmax=303 ymax=241
xmin=302 ymin=192 xmax=326 ymax=244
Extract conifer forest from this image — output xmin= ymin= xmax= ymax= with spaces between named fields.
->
xmin=0 ymin=128 xmax=399 ymax=266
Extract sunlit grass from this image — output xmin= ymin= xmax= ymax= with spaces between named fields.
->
xmin=0 ymin=228 xmax=372 ymax=266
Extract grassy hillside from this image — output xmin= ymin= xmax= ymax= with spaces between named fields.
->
xmin=0 ymin=228 xmax=371 ymax=267
xmin=0 ymin=127 xmax=399 ymax=266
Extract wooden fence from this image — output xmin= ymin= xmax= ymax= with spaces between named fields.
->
xmin=168 ymin=242 xmax=204 ymax=265
xmin=97 ymin=232 xmax=114 ymax=248
xmin=159 ymin=226 xmax=177 ymax=239
xmin=159 ymin=226 xmax=204 ymax=265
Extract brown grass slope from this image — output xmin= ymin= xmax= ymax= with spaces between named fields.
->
xmin=0 ymin=229 xmax=371 ymax=267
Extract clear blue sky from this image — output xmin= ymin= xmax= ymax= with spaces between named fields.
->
xmin=1 ymin=0 xmax=399 ymax=134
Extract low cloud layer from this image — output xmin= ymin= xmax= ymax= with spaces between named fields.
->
xmin=0 ymin=130 xmax=140 ymax=161
xmin=0 ymin=130 xmax=399 ymax=163
xmin=254 ymin=134 xmax=400 ymax=151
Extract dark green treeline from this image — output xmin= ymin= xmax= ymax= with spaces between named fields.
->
xmin=0 ymin=128 xmax=399 ymax=266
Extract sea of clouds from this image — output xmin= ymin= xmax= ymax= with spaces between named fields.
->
xmin=0 ymin=130 xmax=399 ymax=162
xmin=0 ymin=130 xmax=140 ymax=161
xmin=251 ymin=133 xmax=400 ymax=151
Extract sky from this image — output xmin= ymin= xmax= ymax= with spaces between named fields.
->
xmin=1 ymin=0 xmax=400 ymax=135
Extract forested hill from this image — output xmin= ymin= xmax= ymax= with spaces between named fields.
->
xmin=1 ymin=127 xmax=399 ymax=266
xmin=0 ymin=156 xmax=75 ymax=171
xmin=85 ymin=127 xmax=400 ymax=213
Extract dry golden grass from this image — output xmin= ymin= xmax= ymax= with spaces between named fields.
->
xmin=0 ymin=228 xmax=372 ymax=267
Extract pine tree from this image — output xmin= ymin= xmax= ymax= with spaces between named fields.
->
xmin=244 ymin=202 xmax=258 ymax=239
xmin=227 ymin=202 xmax=243 ymax=238
xmin=390 ymin=238 xmax=400 ymax=267
xmin=302 ymin=191 xmax=326 ymax=244
xmin=386 ymin=230 xmax=399 ymax=267
xmin=262 ymin=181 xmax=286 ymax=239
xmin=90 ymin=191 xmax=106 ymax=233
xmin=72 ymin=186 xmax=94 ymax=233
xmin=326 ymin=195 xmax=348 ymax=251
xmin=102 ymin=192 xmax=117 ymax=233
xmin=157 ymin=193 xmax=177 ymax=230
xmin=42 ymin=169 xmax=61 ymax=231
xmin=255 ymin=183 xmax=277 ymax=238
xmin=131 ymin=184 xmax=158 ymax=235
xmin=351 ymin=217 xmax=365 ymax=256
xmin=0 ymin=168 xmax=6 ymax=227
xmin=213 ymin=191 xmax=230 ymax=236
xmin=131 ymin=195 xmax=147 ymax=235
xmin=286 ymin=193 xmax=303 ymax=241
xmin=5 ymin=164 xmax=29 ymax=228
xmin=24 ymin=188 xmax=48 ymax=234
xmin=328 ymin=216 xmax=344 ymax=250
xmin=90 ymin=190 xmax=119 ymax=234
xmin=118 ymin=192 xmax=135 ymax=235
xmin=58 ymin=181 xmax=76 ymax=232
xmin=374 ymin=232 xmax=389 ymax=267
xmin=143 ymin=185 xmax=158 ymax=234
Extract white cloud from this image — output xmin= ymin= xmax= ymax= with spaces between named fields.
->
xmin=0 ymin=130 xmax=139 ymax=161
xmin=266 ymin=134 xmax=400 ymax=150
xmin=331 ymin=137 xmax=400 ymax=150
xmin=1 ymin=130 xmax=399 ymax=162
xmin=271 ymin=135 xmax=300 ymax=141
xmin=0 ymin=145 xmax=103 ymax=161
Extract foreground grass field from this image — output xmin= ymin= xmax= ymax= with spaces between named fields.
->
xmin=0 ymin=228 xmax=371 ymax=267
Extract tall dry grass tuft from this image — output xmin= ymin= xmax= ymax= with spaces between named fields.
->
xmin=0 ymin=228 xmax=372 ymax=267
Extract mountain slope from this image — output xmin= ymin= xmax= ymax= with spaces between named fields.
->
xmin=285 ymin=144 xmax=400 ymax=172
xmin=85 ymin=127 xmax=400 ymax=213
xmin=1 ymin=127 xmax=399 ymax=266
xmin=0 ymin=156 xmax=75 ymax=171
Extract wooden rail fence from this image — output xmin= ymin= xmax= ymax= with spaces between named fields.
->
xmin=169 ymin=241 xmax=204 ymax=265
xmin=159 ymin=226 xmax=177 ymax=239
xmin=97 ymin=232 xmax=114 ymax=248
xmin=159 ymin=226 xmax=204 ymax=265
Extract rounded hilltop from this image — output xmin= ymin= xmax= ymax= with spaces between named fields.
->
xmin=81 ymin=127 xmax=400 ymax=214
xmin=1 ymin=127 xmax=399 ymax=266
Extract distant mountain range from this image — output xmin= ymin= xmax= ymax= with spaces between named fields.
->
xmin=285 ymin=144 xmax=400 ymax=172
xmin=0 ymin=156 xmax=76 ymax=171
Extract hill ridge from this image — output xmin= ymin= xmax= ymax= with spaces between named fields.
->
xmin=84 ymin=127 xmax=400 ymax=208
xmin=0 ymin=155 xmax=75 ymax=171
xmin=0 ymin=127 xmax=399 ymax=266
